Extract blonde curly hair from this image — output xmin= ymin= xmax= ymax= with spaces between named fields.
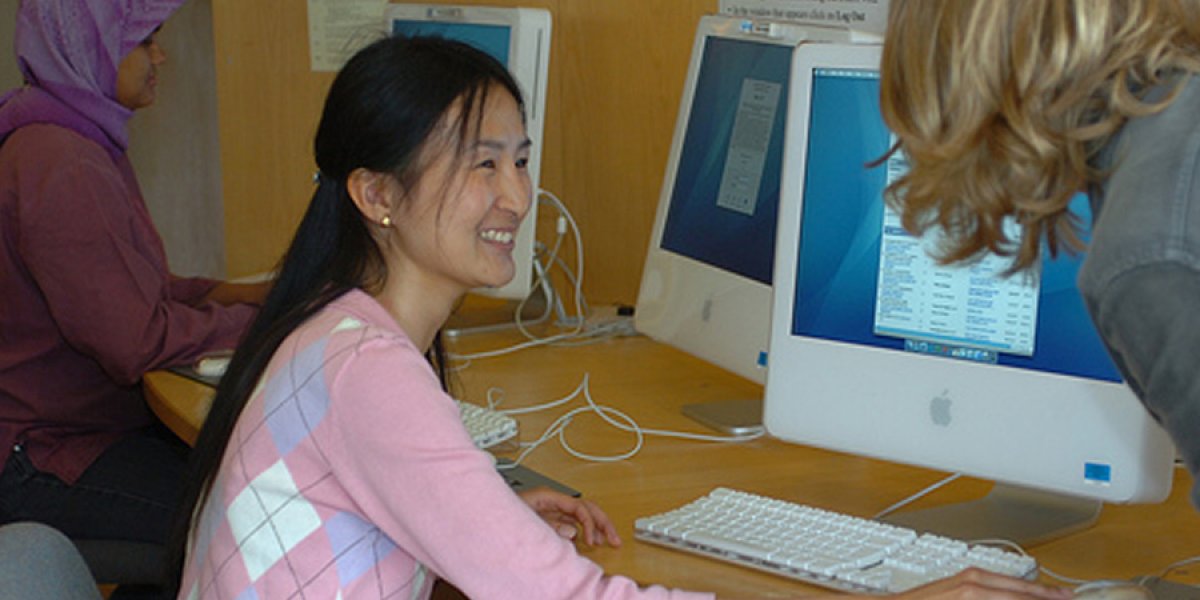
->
xmin=880 ymin=0 xmax=1200 ymax=273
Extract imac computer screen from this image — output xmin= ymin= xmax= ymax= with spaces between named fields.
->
xmin=387 ymin=4 xmax=551 ymax=300
xmin=765 ymin=42 xmax=1175 ymax=544
xmin=634 ymin=15 xmax=851 ymax=433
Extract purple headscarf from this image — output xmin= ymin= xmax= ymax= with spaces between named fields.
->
xmin=0 ymin=0 xmax=187 ymax=157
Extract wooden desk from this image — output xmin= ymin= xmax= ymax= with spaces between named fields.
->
xmin=144 ymin=331 xmax=1200 ymax=597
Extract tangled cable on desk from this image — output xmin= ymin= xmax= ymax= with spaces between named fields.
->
xmin=486 ymin=373 xmax=764 ymax=469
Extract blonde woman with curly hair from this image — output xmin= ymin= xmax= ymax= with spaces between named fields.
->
xmin=881 ymin=0 xmax=1200 ymax=508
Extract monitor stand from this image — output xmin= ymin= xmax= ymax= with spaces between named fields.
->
xmin=1136 ymin=577 xmax=1200 ymax=599
xmin=880 ymin=483 xmax=1101 ymax=547
xmin=682 ymin=398 xmax=763 ymax=436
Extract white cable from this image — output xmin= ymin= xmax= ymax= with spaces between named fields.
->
xmin=449 ymin=189 xmax=589 ymax=362
xmin=547 ymin=253 xmax=590 ymax=317
xmin=494 ymin=373 xmax=763 ymax=469
xmin=560 ymin=404 xmax=644 ymax=462
xmin=1040 ymin=552 xmax=1200 ymax=589
xmin=494 ymin=377 xmax=587 ymax=416
xmin=551 ymin=324 xmax=626 ymax=347
xmin=484 ymin=386 xmax=505 ymax=411
xmin=1037 ymin=565 xmax=1091 ymax=587
xmin=871 ymin=472 xmax=963 ymax=520
xmin=513 ymin=217 xmax=566 ymax=340
xmin=1156 ymin=554 xmax=1200 ymax=578
xmin=579 ymin=380 xmax=765 ymax=442
xmin=532 ymin=189 xmax=587 ymax=328
xmin=513 ymin=401 xmax=647 ymax=465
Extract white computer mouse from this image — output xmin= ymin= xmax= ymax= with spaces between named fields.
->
xmin=195 ymin=355 xmax=231 ymax=378
xmin=1073 ymin=581 xmax=1153 ymax=600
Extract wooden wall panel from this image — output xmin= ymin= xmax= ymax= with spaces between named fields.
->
xmin=129 ymin=0 xmax=226 ymax=278
xmin=212 ymin=0 xmax=336 ymax=277
xmin=212 ymin=0 xmax=718 ymax=304
xmin=556 ymin=1 xmax=715 ymax=304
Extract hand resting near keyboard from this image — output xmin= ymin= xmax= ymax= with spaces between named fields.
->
xmin=885 ymin=569 xmax=1071 ymax=600
xmin=771 ymin=569 xmax=1072 ymax=600
xmin=518 ymin=488 xmax=621 ymax=548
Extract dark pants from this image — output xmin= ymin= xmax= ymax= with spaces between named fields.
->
xmin=0 ymin=424 xmax=189 ymax=599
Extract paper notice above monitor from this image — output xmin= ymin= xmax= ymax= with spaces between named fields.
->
xmin=718 ymin=0 xmax=888 ymax=35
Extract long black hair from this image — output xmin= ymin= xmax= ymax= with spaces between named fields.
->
xmin=166 ymin=35 xmax=524 ymax=591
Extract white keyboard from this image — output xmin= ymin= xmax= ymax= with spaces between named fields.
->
xmin=635 ymin=487 xmax=1037 ymax=594
xmin=458 ymin=401 xmax=518 ymax=449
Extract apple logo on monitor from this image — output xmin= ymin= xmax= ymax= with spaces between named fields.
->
xmin=929 ymin=390 xmax=952 ymax=427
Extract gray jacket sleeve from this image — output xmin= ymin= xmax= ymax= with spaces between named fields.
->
xmin=1088 ymin=262 xmax=1200 ymax=509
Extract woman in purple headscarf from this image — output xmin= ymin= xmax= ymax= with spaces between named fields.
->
xmin=0 ymin=1 xmax=266 ymax=596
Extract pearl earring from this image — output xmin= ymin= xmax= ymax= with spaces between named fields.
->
xmin=380 ymin=215 xmax=392 ymax=227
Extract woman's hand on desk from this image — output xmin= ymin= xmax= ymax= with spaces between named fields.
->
xmin=836 ymin=568 xmax=1070 ymax=600
xmin=724 ymin=569 xmax=1071 ymax=600
xmin=518 ymin=488 xmax=623 ymax=547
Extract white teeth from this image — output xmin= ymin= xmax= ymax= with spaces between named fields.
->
xmin=480 ymin=230 xmax=514 ymax=244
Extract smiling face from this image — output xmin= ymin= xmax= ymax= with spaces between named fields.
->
xmin=386 ymin=84 xmax=533 ymax=301
xmin=115 ymin=32 xmax=166 ymax=110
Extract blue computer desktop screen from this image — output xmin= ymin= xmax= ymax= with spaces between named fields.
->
xmin=391 ymin=20 xmax=511 ymax=66
xmin=660 ymin=37 xmax=792 ymax=286
xmin=789 ymin=68 xmax=1121 ymax=382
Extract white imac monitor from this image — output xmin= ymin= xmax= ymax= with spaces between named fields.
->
xmin=634 ymin=15 xmax=853 ymax=432
xmin=387 ymin=4 xmax=551 ymax=300
xmin=766 ymin=42 xmax=1175 ymax=544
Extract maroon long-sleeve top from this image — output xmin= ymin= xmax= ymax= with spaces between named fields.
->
xmin=0 ymin=123 xmax=255 ymax=483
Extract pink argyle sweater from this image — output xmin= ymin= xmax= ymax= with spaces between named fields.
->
xmin=178 ymin=289 xmax=712 ymax=600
